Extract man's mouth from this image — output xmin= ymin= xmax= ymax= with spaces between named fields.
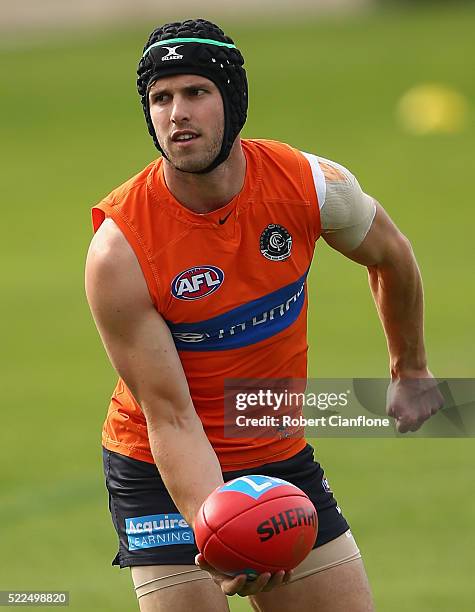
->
xmin=171 ymin=130 xmax=200 ymax=143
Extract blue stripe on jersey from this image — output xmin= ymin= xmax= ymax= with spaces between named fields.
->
xmin=166 ymin=270 xmax=308 ymax=351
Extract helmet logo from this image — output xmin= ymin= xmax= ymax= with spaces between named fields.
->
xmin=161 ymin=46 xmax=184 ymax=62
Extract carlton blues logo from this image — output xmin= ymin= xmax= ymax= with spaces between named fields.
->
xmin=260 ymin=224 xmax=292 ymax=261
xmin=171 ymin=266 xmax=224 ymax=301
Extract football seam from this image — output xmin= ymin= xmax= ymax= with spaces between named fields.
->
xmin=198 ymin=505 xmax=214 ymax=551
xmin=207 ymin=533 xmax=286 ymax=572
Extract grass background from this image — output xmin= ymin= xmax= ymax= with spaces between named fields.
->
xmin=1 ymin=4 xmax=474 ymax=610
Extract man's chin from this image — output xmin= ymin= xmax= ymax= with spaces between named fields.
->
xmin=166 ymin=155 xmax=215 ymax=174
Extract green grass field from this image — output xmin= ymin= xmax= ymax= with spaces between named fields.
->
xmin=1 ymin=5 xmax=474 ymax=611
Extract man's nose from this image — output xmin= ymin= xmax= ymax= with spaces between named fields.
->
xmin=170 ymin=96 xmax=191 ymax=124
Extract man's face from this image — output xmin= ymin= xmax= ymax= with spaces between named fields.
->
xmin=148 ymin=74 xmax=224 ymax=173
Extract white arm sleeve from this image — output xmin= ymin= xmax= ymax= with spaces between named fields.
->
xmin=302 ymin=152 xmax=377 ymax=252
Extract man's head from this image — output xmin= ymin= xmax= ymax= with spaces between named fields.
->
xmin=147 ymin=75 xmax=224 ymax=174
xmin=137 ymin=19 xmax=248 ymax=174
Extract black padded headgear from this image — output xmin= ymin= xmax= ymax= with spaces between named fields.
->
xmin=137 ymin=19 xmax=248 ymax=173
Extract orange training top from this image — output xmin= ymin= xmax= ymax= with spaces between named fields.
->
xmin=92 ymin=139 xmax=321 ymax=471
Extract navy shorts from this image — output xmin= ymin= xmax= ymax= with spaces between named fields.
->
xmin=103 ymin=444 xmax=350 ymax=568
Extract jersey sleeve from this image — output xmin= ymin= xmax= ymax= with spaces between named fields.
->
xmin=301 ymin=153 xmax=376 ymax=252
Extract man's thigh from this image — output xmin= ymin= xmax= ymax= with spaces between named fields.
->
xmin=249 ymin=531 xmax=374 ymax=612
xmin=131 ymin=565 xmax=230 ymax=612
xmin=249 ymin=558 xmax=373 ymax=612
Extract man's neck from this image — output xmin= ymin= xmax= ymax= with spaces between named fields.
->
xmin=162 ymin=139 xmax=247 ymax=214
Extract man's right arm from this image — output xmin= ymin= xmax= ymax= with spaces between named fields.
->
xmin=85 ymin=219 xmax=293 ymax=596
xmin=85 ymin=218 xmax=223 ymax=529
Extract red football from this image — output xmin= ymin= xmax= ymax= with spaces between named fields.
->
xmin=194 ymin=475 xmax=318 ymax=578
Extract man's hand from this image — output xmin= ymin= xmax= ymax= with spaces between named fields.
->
xmin=386 ymin=371 xmax=444 ymax=433
xmin=195 ymin=553 xmax=292 ymax=597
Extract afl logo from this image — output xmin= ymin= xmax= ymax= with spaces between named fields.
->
xmin=171 ymin=266 xmax=224 ymax=301
xmin=260 ymin=224 xmax=292 ymax=261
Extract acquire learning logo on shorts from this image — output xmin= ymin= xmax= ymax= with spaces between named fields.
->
xmin=171 ymin=265 xmax=224 ymax=301
xmin=125 ymin=513 xmax=194 ymax=550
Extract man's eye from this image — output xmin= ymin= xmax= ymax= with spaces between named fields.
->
xmin=152 ymin=94 xmax=167 ymax=104
xmin=191 ymin=88 xmax=206 ymax=96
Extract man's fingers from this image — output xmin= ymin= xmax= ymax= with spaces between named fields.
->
xmin=194 ymin=554 xmax=288 ymax=596
xmin=386 ymin=402 xmax=395 ymax=417
xmin=236 ymin=572 xmax=271 ymax=596
xmin=223 ymin=574 xmax=248 ymax=596
xmin=395 ymin=419 xmax=408 ymax=433
xmin=283 ymin=569 xmax=293 ymax=583
xmin=396 ymin=417 xmax=417 ymax=433
xmin=396 ymin=417 xmax=424 ymax=433
xmin=262 ymin=570 xmax=286 ymax=592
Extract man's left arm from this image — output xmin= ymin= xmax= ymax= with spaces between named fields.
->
xmin=319 ymin=163 xmax=444 ymax=431
xmin=334 ymin=201 xmax=426 ymax=378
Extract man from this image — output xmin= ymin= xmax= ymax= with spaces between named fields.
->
xmin=86 ymin=18 xmax=442 ymax=612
